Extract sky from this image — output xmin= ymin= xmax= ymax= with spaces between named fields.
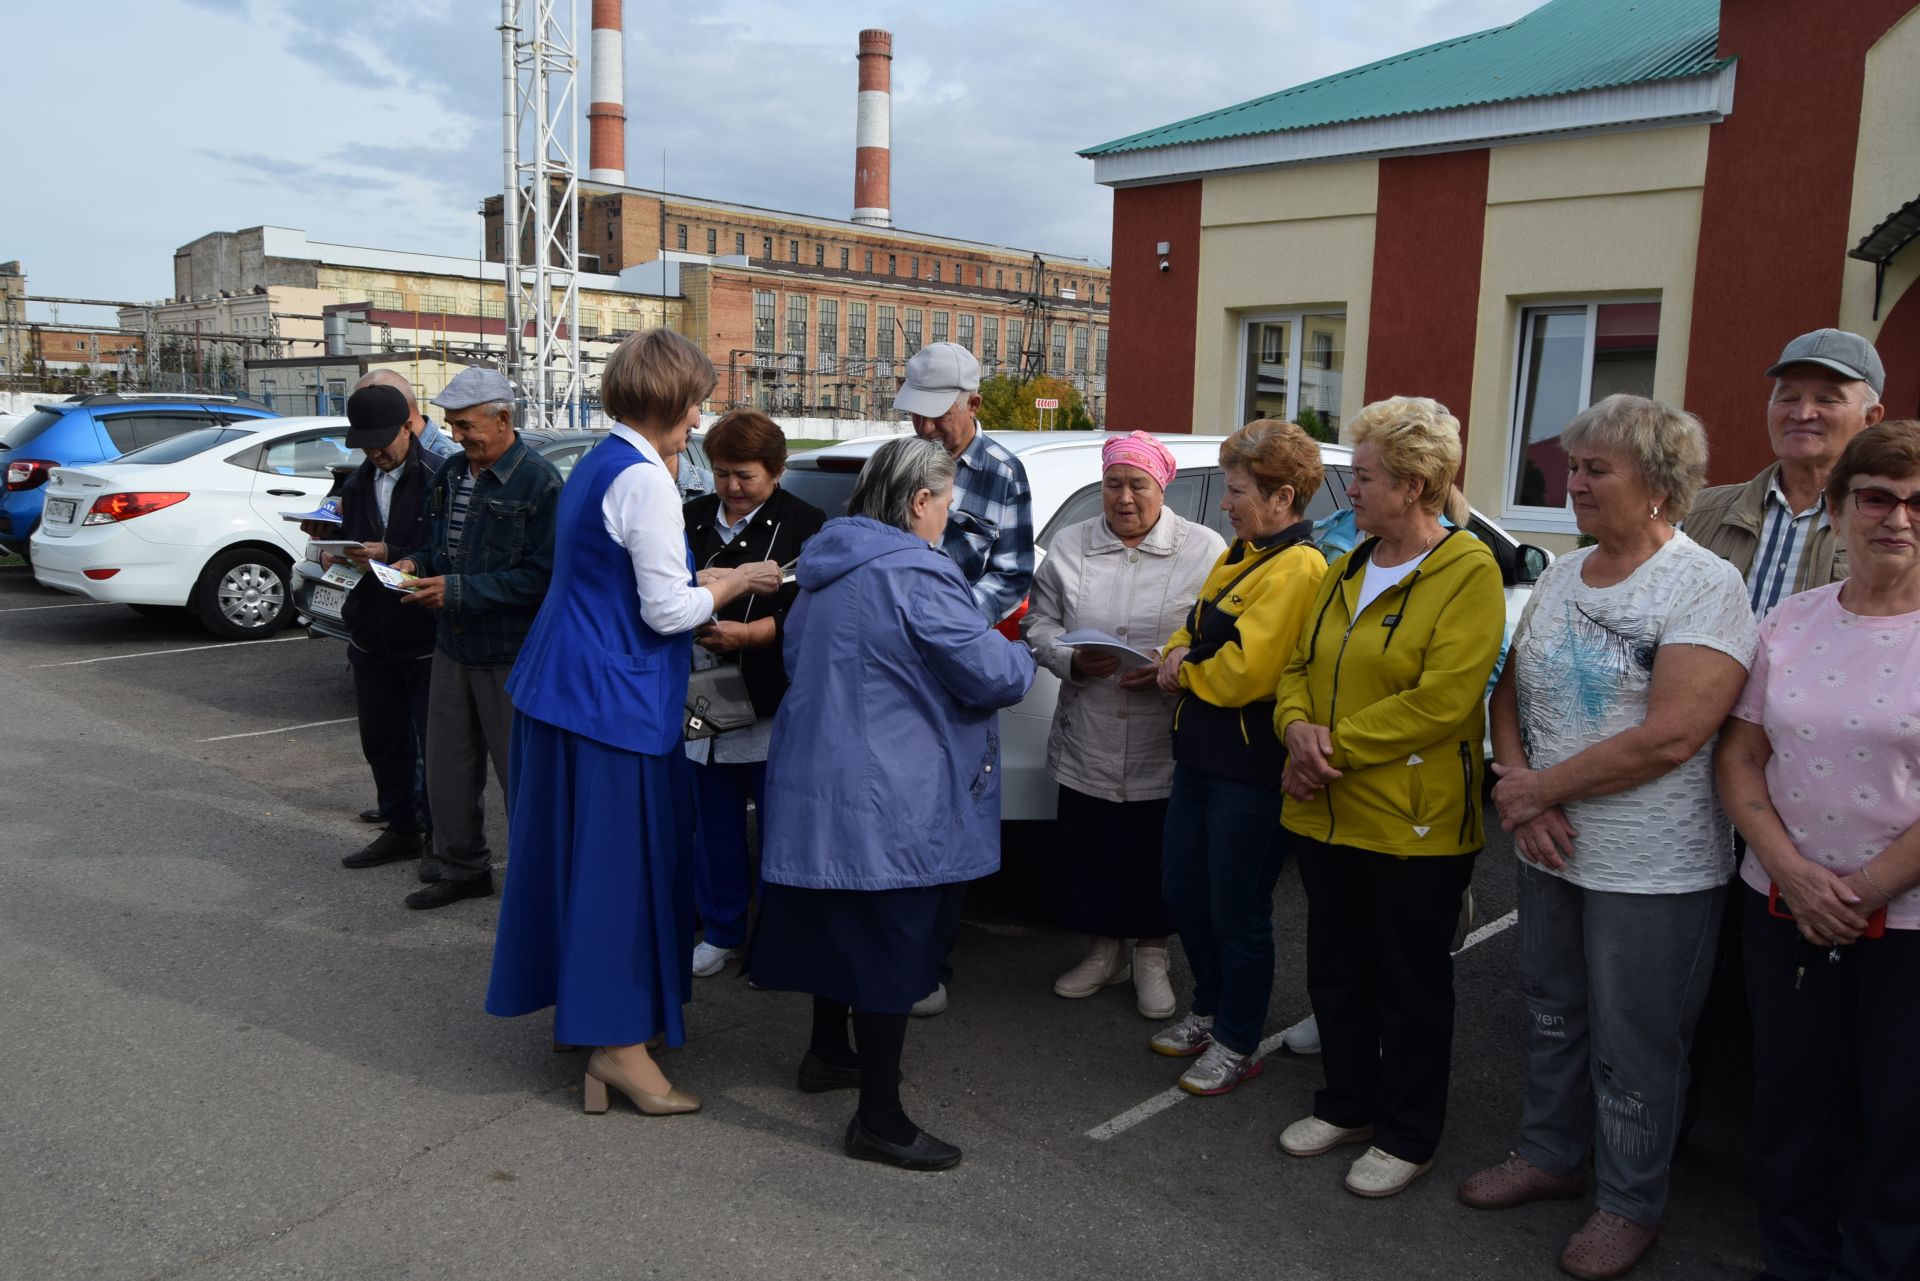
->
xmin=4 ymin=0 xmax=1541 ymax=325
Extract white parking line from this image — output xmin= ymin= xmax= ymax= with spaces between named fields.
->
xmin=1085 ymin=908 xmax=1521 ymax=1141
xmin=30 ymin=635 xmax=308 ymax=668
xmin=0 ymin=600 xmax=118 ymax=614
xmin=199 ymin=716 xmax=356 ymax=743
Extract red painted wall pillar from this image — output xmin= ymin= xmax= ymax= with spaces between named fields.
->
xmin=1105 ymin=180 xmax=1202 ymax=432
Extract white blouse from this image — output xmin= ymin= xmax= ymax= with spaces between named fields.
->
xmin=602 ymin=423 xmax=714 ymax=635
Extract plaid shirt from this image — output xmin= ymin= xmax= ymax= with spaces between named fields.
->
xmin=941 ymin=429 xmax=1034 ymax=623
xmin=1746 ymin=480 xmax=1826 ymax=617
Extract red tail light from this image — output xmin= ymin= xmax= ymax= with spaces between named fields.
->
xmin=83 ymin=568 xmax=121 ymax=580
xmin=4 ymin=459 xmax=56 ymax=491
xmin=83 ymin=492 xmax=189 ymax=525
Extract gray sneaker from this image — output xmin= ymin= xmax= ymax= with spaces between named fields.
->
xmin=1148 ymin=1011 xmax=1215 ymax=1058
xmin=1178 ymin=1042 xmax=1265 ymax=1096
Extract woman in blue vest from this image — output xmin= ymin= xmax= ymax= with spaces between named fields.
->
xmin=486 ymin=329 xmax=781 ymax=1116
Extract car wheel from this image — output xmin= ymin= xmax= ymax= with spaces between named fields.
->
xmin=193 ymin=547 xmax=295 ymax=640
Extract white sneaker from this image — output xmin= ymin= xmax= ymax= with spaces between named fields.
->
xmin=1278 ymin=1114 xmax=1376 ymax=1158
xmin=1053 ymin=937 xmax=1131 ymax=998
xmin=1178 ymin=1041 xmax=1265 ymax=1096
xmin=690 ymin=940 xmax=740 ymax=977
xmin=1132 ymin=945 xmax=1176 ymax=1019
xmin=910 ymin=983 xmax=948 ymax=1017
xmin=1280 ymin=1014 xmax=1322 ymax=1055
xmin=1345 ymin=1146 xmax=1433 ymax=1198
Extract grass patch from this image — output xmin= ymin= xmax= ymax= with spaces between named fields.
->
xmin=787 ymin=438 xmax=836 ymax=451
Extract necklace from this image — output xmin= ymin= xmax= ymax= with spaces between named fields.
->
xmin=1373 ymin=527 xmax=1440 ymax=569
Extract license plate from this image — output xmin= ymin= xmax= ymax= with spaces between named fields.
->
xmin=310 ymin=585 xmax=348 ymax=617
xmin=46 ymin=497 xmax=77 ymax=524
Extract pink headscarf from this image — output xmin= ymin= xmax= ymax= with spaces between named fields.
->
xmin=1101 ymin=430 xmax=1176 ymax=492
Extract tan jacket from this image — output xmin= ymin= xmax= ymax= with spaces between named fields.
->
xmin=1023 ymin=510 xmax=1226 ymax=804
xmin=1684 ymin=462 xmax=1847 ymax=594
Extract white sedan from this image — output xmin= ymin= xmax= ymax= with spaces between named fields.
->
xmin=32 ymin=416 xmax=356 ymax=639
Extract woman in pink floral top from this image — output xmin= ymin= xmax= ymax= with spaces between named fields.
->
xmin=1715 ymin=420 xmax=1920 ymax=1281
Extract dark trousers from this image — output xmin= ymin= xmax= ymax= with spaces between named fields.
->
xmin=348 ymin=645 xmax=433 ymax=835
xmin=1160 ymin=765 xmax=1287 ymax=1055
xmin=1744 ymin=890 xmax=1920 ymax=1281
xmin=1294 ymin=836 xmax=1478 ymax=1164
xmin=691 ymin=758 xmax=765 ymax=950
xmin=425 ymin=651 xmax=513 ymax=881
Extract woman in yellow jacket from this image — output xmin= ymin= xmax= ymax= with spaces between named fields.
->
xmin=1146 ymin=420 xmax=1327 ymax=1096
xmin=1273 ymin=397 xmax=1504 ymax=1198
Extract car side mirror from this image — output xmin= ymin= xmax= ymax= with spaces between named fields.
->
xmin=1516 ymin=544 xmax=1549 ymax=585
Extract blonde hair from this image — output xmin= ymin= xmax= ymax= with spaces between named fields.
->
xmin=1218 ymin=419 xmax=1324 ymax=517
xmin=1560 ymin=393 xmax=1707 ymax=524
xmin=602 ymin=328 xmax=716 ymax=426
xmin=1343 ymin=397 xmax=1462 ymax=515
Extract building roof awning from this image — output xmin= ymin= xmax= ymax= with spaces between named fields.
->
xmin=1848 ymin=196 xmax=1920 ymax=266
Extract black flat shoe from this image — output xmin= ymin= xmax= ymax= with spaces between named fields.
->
xmin=843 ymin=1115 xmax=961 ymax=1171
xmin=797 ymin=1052 xmax=862 ymax=1094
xmin=405 ymin=873 xmax=493 ymax=910
xmin=342 ymin=828 xmax=424 ymax=869
xmin=358 ymin=807 xmax=383 ymax=823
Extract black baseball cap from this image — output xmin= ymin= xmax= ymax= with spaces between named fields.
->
xmin=345 ymin=384 xmax=409 ymax=449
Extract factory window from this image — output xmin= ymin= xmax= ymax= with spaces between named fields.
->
xmin=1007 ymin=317 xmax=1023 ymax=363
xmin=877 ymin=306 xmax=896 ymax=362
xmin=887 ymin=254 xmax=897 ymax=275
xmin=1050 ymin=322 xmax=1067 ymax=373
xmin=847 ymin=301 xmax=868 ymax=362
xmin=480 ymin=299 xmax=505 ymax=319
xmin=370 ymin=288 xmax=404 ymax=311
xmin=981 ymin=316 xmax=999 ymax=362
xmin=840 ymin=248 xmax=850 ymax=270
xmin=904 ymin=308 xmax=923 ymax=355
xmin=763 ymin=236 xmax=773 ymax=258
xmin=957 ymin=314 xmax=974 ymax=353
xmin=789 ymin=239 xmax=799 ymax=263
xmin=676 ymin=224 xmax=688 ymax=250
xmin=818 ymin=298 xmax=838 ymax=371
xmin=1073 ymin=324 xmax=1088 ymax=372
xmin=1051 ymin=277 xmax=1061 ymax=295
xmin=995 ymin=270 xmax=1003 ymax=290
xmin=706 ymin=228 xmax=717 ymax=254
xmin=865 ymin=251 xmax=875 ymax=273
xmin=814 ymin=244 xmax=825 ymax=267
xmin=931 ymin=311 xmax=949 ymax=345
xmin=975 ymin=266 xmax=983 ymax=286
xmin=420 ymin=294 xmax=453 ymax=314
xmin=1096 ymin=328 xmax=1108 ymax=376
xmin=579 ymin=309 xmax=601 ymax=338
xmin=1089 ymin=283 xmax=1099 ymax=304
xmin=909 ymin=257 xmax=920 ymax=279
xmin=786 ymin=295 xmax=808 ymax=357
xmin=752 ymin=290 xmax=776 ymax=352
xmin=735 ymin=232 xmax=746 ymax=255
xmin=932 ymin=263 xmax=942 ymax=282
xmin=1014 ymin=272 xmax=1023 ymax=292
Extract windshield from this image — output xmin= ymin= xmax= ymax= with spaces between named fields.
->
xmin=0 ymin=409 xmax=65 ymax=451
xmin=113 ymin=425 xmax=259 ymax=465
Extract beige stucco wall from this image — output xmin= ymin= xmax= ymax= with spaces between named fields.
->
xmin=1464 ymin=127 xmax=1710 ymax=549
xmin=1191 ymin=160 xmax=1378 ymax=434
xmin=1838 ymin=9 xmax=1920 ymax=340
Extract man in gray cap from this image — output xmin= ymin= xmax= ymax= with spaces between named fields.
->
xmin=1688 ymin=327 xmax=1886 ymax=616
xmin=895 ymin=341 xmax=1034 ymax=627
xmin=389 ymin=366 xmax=563 ymax=910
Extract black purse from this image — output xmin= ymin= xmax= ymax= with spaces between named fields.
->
xmin=684 ymin=661 xmax=757 ymax=740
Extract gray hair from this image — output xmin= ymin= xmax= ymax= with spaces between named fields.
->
xmin=1559 ymin=393 xmax=1708 ymax=524
xmin=353 ymin=367 xmax=420 ymax=412
xmin=849 ymin=437 xmax=955 ymax=533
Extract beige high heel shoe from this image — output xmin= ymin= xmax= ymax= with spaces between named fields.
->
xmin=582 ymin=1048 xmax=701 ymax=1116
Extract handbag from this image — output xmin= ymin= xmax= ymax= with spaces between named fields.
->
xmin=684 ymin=661 xmax=757 ymax=740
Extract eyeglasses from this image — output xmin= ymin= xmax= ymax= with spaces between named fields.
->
xmin=1848 ymin=487 xmax=1920 ymax=520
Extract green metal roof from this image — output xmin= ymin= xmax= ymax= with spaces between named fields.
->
xmin=1080 ymin=0 xmax=1728 ymax=158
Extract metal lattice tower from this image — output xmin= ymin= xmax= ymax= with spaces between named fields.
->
xmin=1018 ymin=252 xmax=1051 ymax=382
xmin=500 ymin=0 xmax=585 ymax=431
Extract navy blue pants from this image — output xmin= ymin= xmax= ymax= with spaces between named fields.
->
xmin=691 ymin=758 xmax=766 ymax=950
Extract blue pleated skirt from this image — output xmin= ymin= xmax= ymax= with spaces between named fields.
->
xmin=485 ymin=712 xmax=695 ymax=1047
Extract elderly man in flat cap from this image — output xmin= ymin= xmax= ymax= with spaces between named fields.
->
xmin=390 ymin=367 xmax=564 ymax=910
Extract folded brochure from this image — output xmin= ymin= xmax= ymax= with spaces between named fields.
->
xmin=1055 ymin=628 xmax=1157 ymax=671
xmin=368 ymin=559 xmax=422 ymax=593
xmin=280 ymin=507 xmax=343 ymax=524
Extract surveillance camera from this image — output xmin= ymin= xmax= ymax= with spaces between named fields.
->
xmin=1158 ymin=259 xmax=1171 ymax=273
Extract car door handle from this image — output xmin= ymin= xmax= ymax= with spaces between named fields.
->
xmin=266 ymin=488 xmax=307 ymax=496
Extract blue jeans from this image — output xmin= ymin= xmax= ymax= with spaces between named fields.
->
xmin=1159 ymin=765 xmax=1286 ymax=1055
xmin=691 ymin=759 xmax=766 ymax=949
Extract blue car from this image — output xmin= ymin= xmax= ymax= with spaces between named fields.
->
xmin=0 ymin=393 xmax=278 ymax=560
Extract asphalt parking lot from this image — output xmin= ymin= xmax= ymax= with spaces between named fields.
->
xmin=0 ymin=559 xmax=1767 ymax=1280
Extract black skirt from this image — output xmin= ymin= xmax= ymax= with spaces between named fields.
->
xmin=1053 ymin=784 xmax=1176 ymax=938
xmin=748 ymin=880 xmax=966 ymax=1014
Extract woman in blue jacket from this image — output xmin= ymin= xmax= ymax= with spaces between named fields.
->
xmin=752 ymin=436 xmax=1036 ymax=1171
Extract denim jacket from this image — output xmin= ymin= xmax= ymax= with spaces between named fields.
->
xmin=399 ymin=435 xmax=563 ymax=668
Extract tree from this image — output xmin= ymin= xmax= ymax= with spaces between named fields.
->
xmin=1294 ymin=405 xmax=1337 ymax=443
xmin=978 ymin=373 xmax=1094 ymax=431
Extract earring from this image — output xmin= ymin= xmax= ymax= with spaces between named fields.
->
xmin=1651 ymin=504 xmax=1661 ymax=519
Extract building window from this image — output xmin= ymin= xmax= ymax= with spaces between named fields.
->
xmin=789 ymin=239 xmax=800 ymax=263
xmin=1240 ymin=310 xmax=1349 ymax=439
xmin=864 ymin=251 xmax=874 ymax=273
xmin=818 ymin=298 xmax=839 ymax=372
xmin=877 ymin=305 xmax=896 ymax=362
xmin=370 ymin=288 xmax=403 ymax=311
xmin=931 ymin=311 xmax=949 ymax=345
xmin=735 ymin=232 xmax=746 ymax=255
xmin=785 ymin=295 xmax=809 ymax=362
xmin=904 ymin=308 xmax=923 ymax=355
xmin=1095 ymin=328 xmax=1108 ymax=376
xmin=676 ymin=224 xmax=688 ymax=250
xmin=814 ymin=244 xmax=825 ymax=267
xmin=975 ymin=266 xmax=984 ymax=286
xmin=982 ymin=316 xmax=999 ymax=362
xmin=840 ymin=248 xmax=850 ymax=270
xmin=752 ymin=290 xmax=776 ymax=352
xmin=909 ymin=257 xmax=920 ymax=279
xmin=1073 ymin=324 xmax=1088 ymax=372
xmin=1050 ymin=322 xmax=1068 ymax=373
xmin=887 ymin=254 xmax=897 ymax=275
xmin=1014 ymin=271 xmax=1023 ymax=292
xmin=706 ymin=228 xmax=717 ymax=254
xmin=957 ymin=314 xmax=975 ymax=353
xmin=1007 ymin=317 xmax=1023 ymax=363
xmin=848 ymin=301 xmax=868 ymax=362
xmin=932 ymin=262 xmax=942 ymax=282
xmin=419 ymin=294 xmax=452 ymax=314
xmin=579 ymin=309 xmax=602 ymax=338
xmin=1506 ymin=301 xmax=1661 ymax=523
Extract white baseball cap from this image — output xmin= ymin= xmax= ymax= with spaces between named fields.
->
xmin=894 ymin=342 xmax=982 ymax=418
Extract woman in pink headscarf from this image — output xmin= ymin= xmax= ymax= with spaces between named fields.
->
xmin=1023 ymin=432 xmax=1226 ymax=1017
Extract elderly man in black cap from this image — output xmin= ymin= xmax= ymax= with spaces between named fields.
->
xmin=390 ymin=367 xmax=563 ymax=910
xmin=332 ymin=385 xmax=442 ymax=873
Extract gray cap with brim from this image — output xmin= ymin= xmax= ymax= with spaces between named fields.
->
xmin=1765 ymin=328 xmax=1885 ymax=395
xmin=430 ymin=366 xmax=518 ymax=411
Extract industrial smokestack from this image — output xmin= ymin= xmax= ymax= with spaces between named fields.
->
xmin=852 ymin=29 xmax=892 ymax=228
xmin=587 ymin=0 xmax=626 ymax=185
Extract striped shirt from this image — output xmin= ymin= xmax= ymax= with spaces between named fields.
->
xmin=1746 ymin=480 xmax=1826 ymax=617
xmin=446 ymin=473 xmax=476 ymax=554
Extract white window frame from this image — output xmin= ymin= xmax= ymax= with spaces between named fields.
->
xmin=1235 ymin=308 xmax=1346 ymax=428
xmin=1501 ymin=296 xmax=1660 ymax=535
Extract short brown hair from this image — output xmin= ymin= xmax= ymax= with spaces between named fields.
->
xmin=601 ymin=328 xmax=715 ymax=425
xmin=705 ymin=409 xmax=789 ymax=473
xmin=1219 ymin=419 xmax=1324 ymax=517
xmin=1343 ymin=397 xmax=1463 ymax=516
xmin=1827 ymin=419 xmax=1920 ymax=514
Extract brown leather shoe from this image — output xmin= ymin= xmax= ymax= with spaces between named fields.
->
xmin=1458 ymin=1152 xmax=1586 ymax=1210
xmin=1559 ymin=1210 xmax=1658 ymax=1280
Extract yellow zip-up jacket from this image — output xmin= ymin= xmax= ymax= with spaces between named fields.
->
xmin=1275 ymin=530 xmax=1504 ymax=856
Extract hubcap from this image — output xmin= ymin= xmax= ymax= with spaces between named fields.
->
xmin=217 ymin=562 xmax=285 ymax=628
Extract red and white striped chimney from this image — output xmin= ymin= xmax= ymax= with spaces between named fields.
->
xmin=852 ymin=29 xmax=892 ymax=228
xmin=587 ymin=0 xmax=626 ymax=185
